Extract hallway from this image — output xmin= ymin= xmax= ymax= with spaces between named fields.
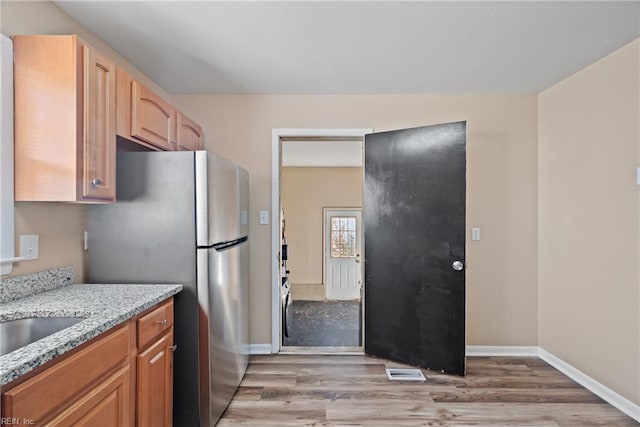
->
xmin=283 ymin=300 xmax=361 ymax=347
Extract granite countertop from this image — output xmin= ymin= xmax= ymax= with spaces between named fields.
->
xmin=0 ymin=269 xmax=182 ymax=386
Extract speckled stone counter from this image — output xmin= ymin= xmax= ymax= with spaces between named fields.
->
xmin=0 ymin=266 xmax=75 ymax=303
xmin=0 ymin=280 xmax=182 ymax=386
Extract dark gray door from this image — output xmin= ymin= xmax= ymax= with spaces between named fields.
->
xmin=364 ymin=121 xmax=466 ymax=376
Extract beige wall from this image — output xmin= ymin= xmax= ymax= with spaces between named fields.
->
xmin=281 ymin=167 xmax=363 ymax=286
xmin=1 ymin=1 xmax=169 ymax=281
xmin=173 ymin=94 xmax=539 ymax=346
xmin=538 ymin=40 xmax=640 ymax=405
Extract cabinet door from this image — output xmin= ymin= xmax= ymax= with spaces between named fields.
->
xmin=47 ymin=367 xmax=131 ymax=427
xmin=137 ymin=331 xmax=173 ymax=427
xmin=176 ymin=112 xmax=203 ymax=151
xmin=82 ymin=44 xmax=116 ymax=201
xmin=130 ymin=80 xmax=175 ymax=151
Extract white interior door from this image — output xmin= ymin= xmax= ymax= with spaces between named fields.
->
xmin=325 ymin=209 xmax=362 ymax=300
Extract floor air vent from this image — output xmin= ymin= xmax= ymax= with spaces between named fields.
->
xmin=385 ymin=368 xmax=426 ymax=381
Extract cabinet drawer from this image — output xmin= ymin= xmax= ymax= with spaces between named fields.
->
xmin=2 ymin=323 xmax=130 ymax=424
xmin=137 ymin=299 xmax=174 ymax=349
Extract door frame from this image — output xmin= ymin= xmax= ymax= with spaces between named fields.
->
xmin=271 ymin=128 xmax=372 ymax=353
xmin=323 ymin=207 xmax=363 ymax=301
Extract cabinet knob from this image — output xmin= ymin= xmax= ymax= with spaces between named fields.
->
xmin=155 ymin=319 xmax=167 ymax=327
xmin=91 ymin=178 xmax=102 ymax=186
xmin=171 ymin=345 xmax=178 ymax=352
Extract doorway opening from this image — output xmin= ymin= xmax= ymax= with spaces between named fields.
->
xmin=272 ymin=129 xmax=371 ymax=353
xmin=282 ymin=207 xmax=363 ymax=348
xmin=272 ymin=123 xmax=467 ymax=375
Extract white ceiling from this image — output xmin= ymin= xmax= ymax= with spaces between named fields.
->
xmin=54 ymin=1 xmax=640 ymax=95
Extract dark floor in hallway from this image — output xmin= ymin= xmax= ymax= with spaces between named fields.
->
xmin=283 ymin=300 xmax=361 ymax=347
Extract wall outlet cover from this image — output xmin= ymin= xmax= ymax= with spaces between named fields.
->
xmin=259 ymin=210 xmax=269 ymax=225
xmin=472 ymin=227 xmax=481 ymax=241
xmin=19 ymin=234 xmax=39 ymax=260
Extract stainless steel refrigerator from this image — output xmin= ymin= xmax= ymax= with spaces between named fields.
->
xmin=88 ymin=150 xmax=249 ymax=426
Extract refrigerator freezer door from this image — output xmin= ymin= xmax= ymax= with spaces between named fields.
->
xmin=196 ymin=151 xmax=245 ymax=246
xmin=197 ymin=241 xmax=249 ymax=426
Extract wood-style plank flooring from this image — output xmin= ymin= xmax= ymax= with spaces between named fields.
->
xmin=218 ymin=355 xmax=638 ymax=426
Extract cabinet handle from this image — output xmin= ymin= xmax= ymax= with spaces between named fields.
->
xmin=171 ymin=345 xmax=177 ymax=352
xmin=91 ymin=178 xmax=102 ymax=186
xmin=154 ymin=319 xmax=167 ymax=327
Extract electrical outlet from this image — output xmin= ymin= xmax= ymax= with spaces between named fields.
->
xmin=19 ymin=235 xmax=39 ymax=260
xmin=471 ymin=228 xmax=480 ymax=241
xmin=259 ymin=210 xmax=269 ymax=225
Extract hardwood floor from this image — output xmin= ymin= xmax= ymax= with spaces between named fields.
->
xmin=218 ymin=355 xmax=638 ymax=426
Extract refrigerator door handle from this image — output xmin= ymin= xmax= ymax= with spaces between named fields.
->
xmin=212 ymin=236 xmax=248 ymax=252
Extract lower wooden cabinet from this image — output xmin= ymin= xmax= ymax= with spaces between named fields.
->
xmin=1 ymin=323 xmax=130 ymax=424
xmin=48 ymin=367 xmax=131 ymax=427
xmin=136 ymin=331 xmax=174 ymax=427
xmin=0 ymin=298 xmax=175 ymax=427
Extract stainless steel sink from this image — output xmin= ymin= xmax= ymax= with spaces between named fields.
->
xmin=0 ymin=317 xmax=85 ymax=357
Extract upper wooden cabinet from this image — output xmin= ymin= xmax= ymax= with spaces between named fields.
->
xmin=117 ymin=67 xmax=204 ymax=152
xmin=14 ymin=35 xmax=116 ymax=202
xmin=176 ymin=111 xmax=203 ymax=151
xmin=130 ymin=78 xmax=175 ymax=151
xmin=83 ymin=46 xmax=117 ymax=199
xmin=13 ymin=35 xmax=204 ymax=202
xmin=117 ymin=68 xmax=176 ymax=151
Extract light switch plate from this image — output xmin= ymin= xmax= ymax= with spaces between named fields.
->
xmin=471 ymin=227 xmax=480 ymax=241
xmin=259 ymin=210 xmax=269 ymax=225
xmin=19 ymin=234 xmax=39 ymax=260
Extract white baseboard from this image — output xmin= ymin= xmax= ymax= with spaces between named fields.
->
xmin=248 ymin=344 xmax=273 ymax=355
xmin=465 ymin=345 xmax=639 ymax=422
xmin=466 ymin=345 xmax=539 ymax=357
xmin=538 ymin=348 xmax=640 ymax=423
